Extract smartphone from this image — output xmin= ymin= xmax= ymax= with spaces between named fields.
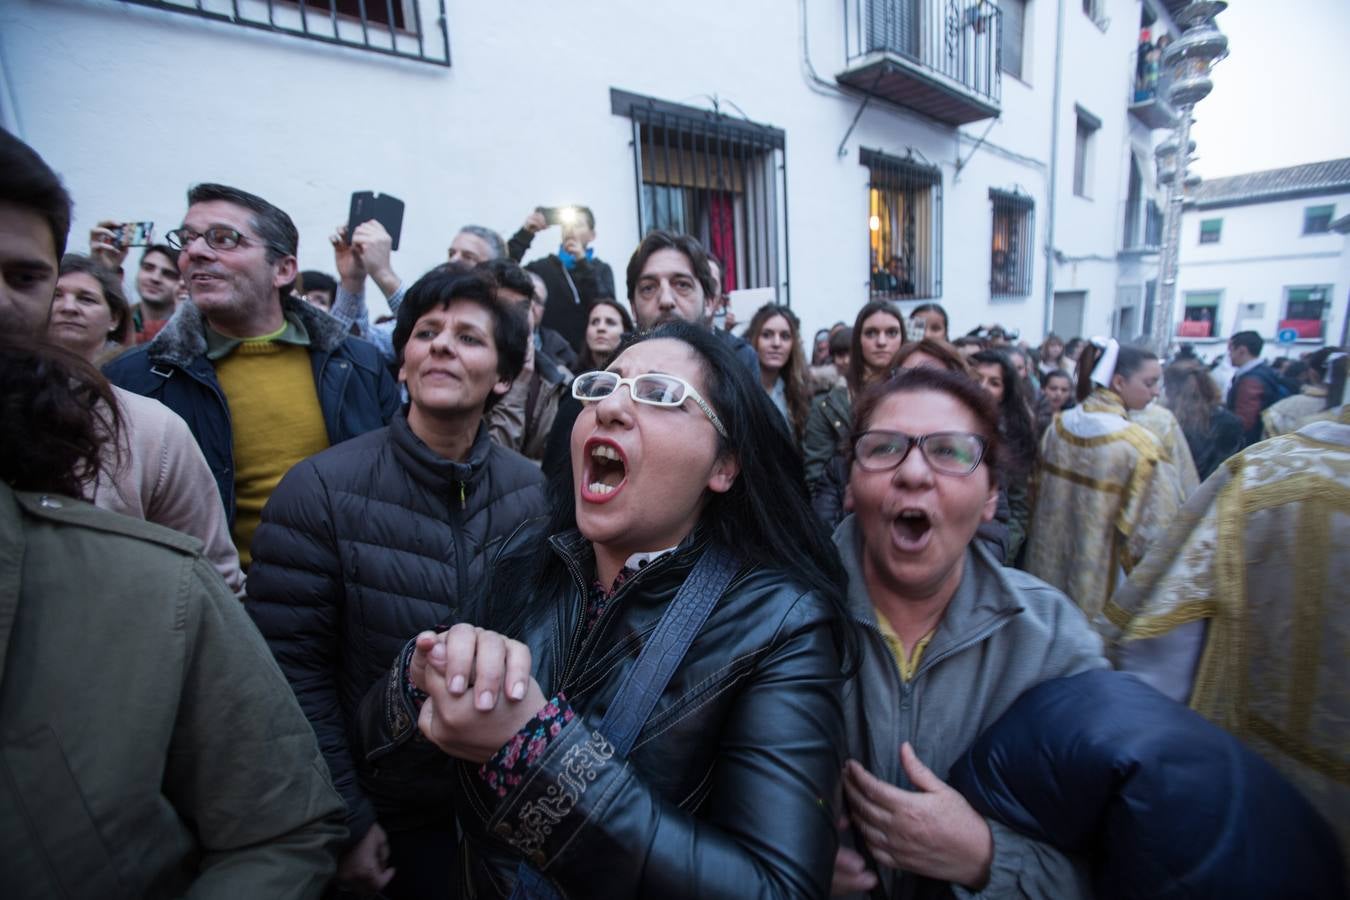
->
xmin=347 ymin=192 xmax=405 ymax=251
xmin=538 ymin=206 xmax=579 ymax=227
xmin=115 ymin=221 xmax=154 ymax=247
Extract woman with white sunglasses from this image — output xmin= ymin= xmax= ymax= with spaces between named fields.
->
xmin=357 ymin=320 xmax=855 ymax=898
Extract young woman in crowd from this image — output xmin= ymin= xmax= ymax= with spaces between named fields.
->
xmin=970 ymin=349 xmax=1038 ymax=563
xmin=1037 ymin=332 xmax=1069 ymax=379
xmin=1035 ymin=369 xmax=1076 ymax=439
xmin=1162 ymin=359 xmax=1245 ymax=481
xmin=1025 ymin=340 xmax=1186 ymax=631
xmin=44 ymin=254 xmax=243 ymax=594
xmin=831 ymin=367 xmax=1105 ymax=898
xmin=1063 ymin=336 xmax=1087 ymax=368
xmin=744 ymin=302 xmax=809 ymax=441
xmin=246 ymin=268 xmax=548 ymax=898
xmin=574 ymin=297 xmax=633 ymax=372
xmin=908 ymin=302 xmax=950 ymax=343
xmin=803 ymin=301 xmax=906 ymax=486
xmin=1262 ymin=346 xmax=1344 ymax=438
xmin=357 ymin=321 xmax=853 ymax=898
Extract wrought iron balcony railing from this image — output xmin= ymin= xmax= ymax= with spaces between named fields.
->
xmin=840 ymin=0 xmax=1001 ymax=126
xmin=111 ymin=0 xmax=450 ymax=67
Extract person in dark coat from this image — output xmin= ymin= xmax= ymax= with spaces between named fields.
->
xmin=245 ymin=267 xmax=548 ymax=899
xmin=949 ymin=669 xmax=1345 ymax=900
xmin=508 ymin=206 xmax=616 ymax=356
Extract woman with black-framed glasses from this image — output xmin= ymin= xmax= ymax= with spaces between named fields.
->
xmin=830 ymin=367 xmax=1105 ymax=898
xmin=356 ymin=320 xmax=856 ymax=898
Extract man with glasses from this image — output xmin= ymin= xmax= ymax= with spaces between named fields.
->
xmin=106 ymin=183 xmax=400 ymax=570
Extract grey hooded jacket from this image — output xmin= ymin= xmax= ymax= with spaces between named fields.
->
xmin=834 ymin=515 xmax=1106 ymax=899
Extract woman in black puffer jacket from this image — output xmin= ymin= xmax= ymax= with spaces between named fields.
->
xmin=245 ymin=267 xmax=547 ymax=898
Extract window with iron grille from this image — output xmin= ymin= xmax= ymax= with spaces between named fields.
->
xmin=612 ymin=89 xmax=788 ymax=299
xmin=1303 ymin=204 xmax=1335 ymax=235
xmin=990 ymin=189 xmax=1034 ymax=298
xmin=110 ymin=0 xmax=450 ymax=67
xmin=863 ymin=148 xmax=942 ymax=300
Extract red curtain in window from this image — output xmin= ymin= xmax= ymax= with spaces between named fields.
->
xmin=708 ymin=191 xmax=737 ymax=292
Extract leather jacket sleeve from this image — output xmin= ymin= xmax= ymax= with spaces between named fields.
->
xmin=485 ymin=594 xmax=846 ymax=899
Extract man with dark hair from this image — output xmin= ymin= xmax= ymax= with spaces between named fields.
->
xmin=1226 ymin=330 xmax=1286 ymax=445
xmin=298 ymin=269 xmax=338 ymax=311
xmin=105 ymin=182 xmax=400 ymax=569
xmin=246 ymin=266 xmax=545 ymax=898
xmin=483 ymin=258 xmax=573 ymax=460
xmin=0 ymin=129 xmax=71 ymax=335
xmin=328 ymin=220 xmax=508 ymax=361
xmin=89 ymin=225 xmax=183 ymax=343
xmin=624 ymin=229 xmax=759 ymax=373
xmin=508 ymin=205 xmax=616 ymax=356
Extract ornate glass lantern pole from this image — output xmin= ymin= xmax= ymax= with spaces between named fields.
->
xmin=1151 ymin=1 xmax=1228 ymax=358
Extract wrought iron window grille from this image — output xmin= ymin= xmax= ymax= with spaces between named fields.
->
xmin=990 ymin=187 xmax=1034 ymax=299
xmin=612 ymin=88 xmax=789 ymax=303
xmin=109 ymin=0 xmax=450 ymax=67
xmin=863 ymin=147 xmax=943 ymax=301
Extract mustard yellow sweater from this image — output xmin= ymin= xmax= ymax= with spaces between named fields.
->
xmin=215 ymin=340 xmax=328 ymax=567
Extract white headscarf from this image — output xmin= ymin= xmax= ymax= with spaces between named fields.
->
xmin=1088 ymin=336 xmax=1121 ymax=389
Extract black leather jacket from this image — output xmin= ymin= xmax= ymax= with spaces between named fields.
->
xmin=356 ymin=529 xmax=847 ymax=899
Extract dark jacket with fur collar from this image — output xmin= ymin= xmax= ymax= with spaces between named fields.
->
xmin=104 ymin=295 xmax=399 ymax=525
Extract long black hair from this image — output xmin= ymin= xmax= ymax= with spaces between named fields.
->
xmin=506 ymin=321 xmax=851 ymax=641
xmin=971 ymin=349 xmax=1038 ymax=483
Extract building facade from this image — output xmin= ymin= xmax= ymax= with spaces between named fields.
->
xmin=2 ymin=0 xmax=1188 ymax=342
xmin=1173 ymin=158 xmax=1350 ymax=358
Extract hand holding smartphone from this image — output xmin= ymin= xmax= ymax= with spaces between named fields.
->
xmin=347 ymin=192 xmax=405 ymax=251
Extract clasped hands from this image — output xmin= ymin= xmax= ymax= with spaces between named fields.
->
xmin=409 ymin=624 xmax=547 ymax=764
xmin=831 ymin=742 xmax=993 ymax=894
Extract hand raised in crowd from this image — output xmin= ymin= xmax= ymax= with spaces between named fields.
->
xmin=332 ymin=220 xmax=400 ymax=298
xmin=411 ymin=624 xmax=546 ymax=763
xmin=830 ymin=814 xmax=878 ymax=895
xmin=842 ymin=744 xmax=994 ymax=890
xmin=523 ymin=208 xmax=548 ymax=234
xmin=336 ymin=821 xmax=395 ymax=896
xmin=89 ymin=219 xmax=130 ymax=271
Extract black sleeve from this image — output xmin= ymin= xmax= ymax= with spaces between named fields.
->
xmin=245 ymin=461 xmax=378 ymax=847
xmin=507 ymin=228 xmax=535 ymax=263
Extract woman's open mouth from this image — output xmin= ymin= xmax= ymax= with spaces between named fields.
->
xmin=581 ymin=440 xmax=628 ymax=503
xmin=891 ymin=508 xmax=933 ymax=552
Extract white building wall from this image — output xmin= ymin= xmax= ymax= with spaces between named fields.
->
xmin=1177 ymin=191 xmax=1349 ymax=356
xmin=2 ymin=0 xmax=1149 ymax=342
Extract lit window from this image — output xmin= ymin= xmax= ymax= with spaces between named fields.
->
xmin=864 ymin=149 xmax=942 ymax=300
xmin=990 ymin=189 xmax=1034 ymax=298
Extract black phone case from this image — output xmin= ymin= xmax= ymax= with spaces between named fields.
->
xmin=347 ymin=191 xmax=405 ymax=251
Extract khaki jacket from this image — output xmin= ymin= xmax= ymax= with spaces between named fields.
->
xmin=0 ymin=484 xmax=345 ymax=899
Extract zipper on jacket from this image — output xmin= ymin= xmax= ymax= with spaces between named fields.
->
xmin=458 ymin=480 xmax=466 ymax=510
xmin=449 ymin=484 xmax=469 ymax=604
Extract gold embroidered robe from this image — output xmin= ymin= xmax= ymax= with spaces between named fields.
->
xmin=1131 ymin=401 xmax=1200 ymax=497
xmin=1262 ymin=385 xmax=1327 ymax=439
xmin=1025 ymin=389 xmax=1185 ymax=630
xmin=1106 ymin=419 xmax=1350 ymax=865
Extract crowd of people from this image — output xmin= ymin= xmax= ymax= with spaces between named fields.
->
xmin=1 ymin=126 xmax=1346 ymax=899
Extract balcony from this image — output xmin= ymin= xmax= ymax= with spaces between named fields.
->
xmin=839 ymin=0 xmax=1001 ymax=126
xmin=1128 ymin=40 xmax=1178 ymax=129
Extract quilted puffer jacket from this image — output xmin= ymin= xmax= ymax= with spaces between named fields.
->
xmin=245 ymin=413 xmax=547 ymax=845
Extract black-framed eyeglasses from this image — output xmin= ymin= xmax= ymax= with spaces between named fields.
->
xmin=853 ymin=430 xmax=987 ymax=476
xmin=165 ymin=226 xmax=253 ymax=252
xmin=571 ymin=370 xmax=728 ymax=439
